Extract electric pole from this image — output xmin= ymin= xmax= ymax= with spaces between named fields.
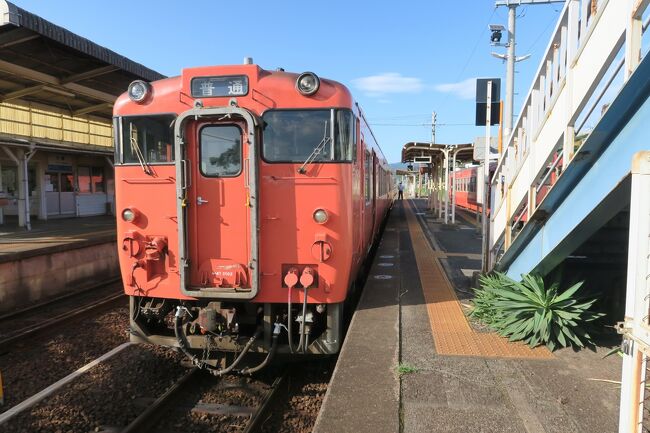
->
xmin=504 ymin=5 xmax=516 ymax=139
xmin=493 ymin=0 xmax=565 ymax=140
xmin=431 ymin=111 xmax=437 ymax=145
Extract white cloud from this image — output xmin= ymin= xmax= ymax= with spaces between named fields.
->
xmin=434 ymin=78 xmax=476 ymax=100
xmin=352 ymin=73 xmax=424 ymax=96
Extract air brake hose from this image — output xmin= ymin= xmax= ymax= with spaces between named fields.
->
xmin=210 ymin=328 xmax=261 ymax=377
xmin=240 ymin=323 xmax=281 ymax=375
xmin=174 ymin=306 xmax=261 ymax=376
xmin=297 ymin=286 xmax=309 ymax=353
xmin=174 ymin=306 xmax=203 ymax=367
xmin=287 ymin=287 xmax=296 ymax=353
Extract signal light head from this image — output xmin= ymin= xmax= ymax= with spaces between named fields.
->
xmin=313 ymin=208 xmax=328 ymax=224
xmin=127 ymin=80 xmax=151 ymax=103
xmin=296 ymin=72 xmax=320 ymax=96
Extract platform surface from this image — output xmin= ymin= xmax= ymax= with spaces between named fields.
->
xmin=0 ymin=215 xmax=116 ymax=262
xmin=313 ymin=199 xmax=622 ymax=433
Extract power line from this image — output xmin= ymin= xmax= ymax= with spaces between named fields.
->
xmin=442 ymin=7 xmax=498 ymax=103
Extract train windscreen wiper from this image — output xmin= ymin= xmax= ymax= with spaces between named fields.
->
xmin=129 ymin=123 xmax=152 ymax=175
xmin=297 ymin=121 xmax=331 ymax=174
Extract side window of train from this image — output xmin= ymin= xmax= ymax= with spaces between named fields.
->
xmin=199 ymin=125 xmax=242 ymax=177
xmin=354 ymin=116 xmax=359 ymax=162
xmin=364 ymin=151 xmax=371 ymax=203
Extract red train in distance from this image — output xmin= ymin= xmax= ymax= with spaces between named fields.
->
xmin=450 ymin=154 xmax=561 ymax=224
xmin=113 ymin=60 xmax=393 ymax=374
xmin=451 ymin=166 xmax=482 ymax=213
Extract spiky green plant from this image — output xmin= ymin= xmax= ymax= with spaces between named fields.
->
xmin=469 ymin=272 xmax=513 ymax=325
xmin=471 ymin=273 xmax=604 ymax=351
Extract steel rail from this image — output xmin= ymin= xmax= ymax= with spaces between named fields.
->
xmin=120 ymin=367 xmax=201 ymax=433
xmin=242 ymin=372 xmax=287 ymax=433
xmin=0 ymin=291 xmax=125 ymax=351
xmin=0 ymin=277 xmax=121 ymax=323
xmin=0 ymin=342 xmax=133 ymax=425
xmin=118 ymin=369 xmax=287 ymax=433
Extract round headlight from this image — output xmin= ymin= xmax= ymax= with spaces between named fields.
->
xmin=122 ymin=208 xmax=136 ymax=222
xmin=313 ymin=208 xmax=329 ymax=224
xmin=296 ymin=72 xmax=320 ymax=96
xmin=127 ymin=80 xmax=151 ymax=103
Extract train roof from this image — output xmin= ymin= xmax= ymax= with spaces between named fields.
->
xmin=114 ymin=64 xmax=354 ymax=117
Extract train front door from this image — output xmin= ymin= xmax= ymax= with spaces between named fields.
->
xmin=186 ymin=120 xmax=252 ymax=291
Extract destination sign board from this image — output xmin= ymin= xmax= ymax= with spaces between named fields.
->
xmin=191 ymin=75 xmax=249 ymax=98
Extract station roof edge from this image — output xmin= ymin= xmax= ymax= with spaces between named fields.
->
xmin=0 ymin=0 xmax=165 ymax=82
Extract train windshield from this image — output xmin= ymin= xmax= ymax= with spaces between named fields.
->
xmin=118 ymin=115 xmax=176 ymax=164
xmin=262 ymin=109 xmax=354 ymax=162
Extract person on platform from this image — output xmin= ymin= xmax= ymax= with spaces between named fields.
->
xmin=398 ymin=182 xmax=404 ymax=200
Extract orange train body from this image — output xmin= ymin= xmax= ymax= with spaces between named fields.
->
xmin=113 ymin=63 xmax=393 ymax=368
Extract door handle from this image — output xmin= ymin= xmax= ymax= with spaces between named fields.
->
xmin=197 ymin=196 xmax=209 ymax=205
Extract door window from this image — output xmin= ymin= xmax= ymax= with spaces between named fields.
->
xmin=199 ymin=125 xmax=242 ymax=177
xmin=61 ymin=174 xmax=74 ymax=192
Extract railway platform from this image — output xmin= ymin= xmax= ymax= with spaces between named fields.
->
xmin=0 ymin=216 xmax=118 ymax=314
xmin=313 ymin=199 xmax=622 ymax=433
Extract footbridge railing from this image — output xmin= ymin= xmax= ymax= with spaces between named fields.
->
xmin=490 ymin=0 xmax=650 ymax=265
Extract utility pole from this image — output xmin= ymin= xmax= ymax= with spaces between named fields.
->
xmin=504 ymin=5 xmax=516 ymax=139
xmin=493 ymin=0 xmax=565 ymax=140
xmin=431 ymin=112 xmax=437 ymax=145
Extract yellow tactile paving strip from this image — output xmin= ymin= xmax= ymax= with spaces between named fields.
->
xmin=405 ymin=200 xmax=552 ymax=359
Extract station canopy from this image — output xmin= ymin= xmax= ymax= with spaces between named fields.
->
xmin=0 ymin=1 xmax=165 ymax=120
xmin=401 ymin=142 xmax=474 ymax=165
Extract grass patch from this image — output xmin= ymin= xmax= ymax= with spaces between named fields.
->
xmin=397 ymin=363 xmax=419 ymax=376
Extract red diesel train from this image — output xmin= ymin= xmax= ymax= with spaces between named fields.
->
xmin=113 ymin=61 xmax=393 ymax=374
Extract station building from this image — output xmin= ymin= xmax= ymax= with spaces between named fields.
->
xmin=0 ymin=1 xmax=164 ymax=228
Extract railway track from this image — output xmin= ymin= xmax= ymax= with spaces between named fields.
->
xmin=0 ymin=279 xmax=125 ymax=352
xmin=119 ymin=369 xmax=287 ymax=433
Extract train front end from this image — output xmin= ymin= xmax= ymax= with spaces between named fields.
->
xmin=113 ymin=63 xmax=358 ymax=373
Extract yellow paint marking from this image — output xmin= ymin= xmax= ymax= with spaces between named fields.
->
xmin=405 ymin=200 xmax=552 ymax=359
xmin=431 ymin=251 xmax=482 ymax=260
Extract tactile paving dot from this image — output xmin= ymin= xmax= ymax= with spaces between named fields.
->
xmin=404 ymin=200 xmax=552 ymax=360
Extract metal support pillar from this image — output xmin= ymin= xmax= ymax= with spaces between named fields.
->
xmin=618 ymin=151 xmax=650 ymax=433
xmin=36 ymin=159 xmax=46 ymax=221
xmin=2 ymin=145 xmax=36 ymax=230
xmin=482 ymin=81 xmax=493 ymax=273
xmin=443 ymin=147 xmax=450 ymax=224
xmin=451 ymin=147 xmax=460 ymax=224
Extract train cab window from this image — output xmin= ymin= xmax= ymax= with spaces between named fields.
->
xmin=199 ymin=125 xmax=242 ymax=177
xmin=119 ymin=115 xmax=175 ymax=164
xmin=262 ymin=109 xmax=353 ymax=162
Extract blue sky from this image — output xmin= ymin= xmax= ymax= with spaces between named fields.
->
xmin=11 ymin=0 xmax=564 ymax=163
